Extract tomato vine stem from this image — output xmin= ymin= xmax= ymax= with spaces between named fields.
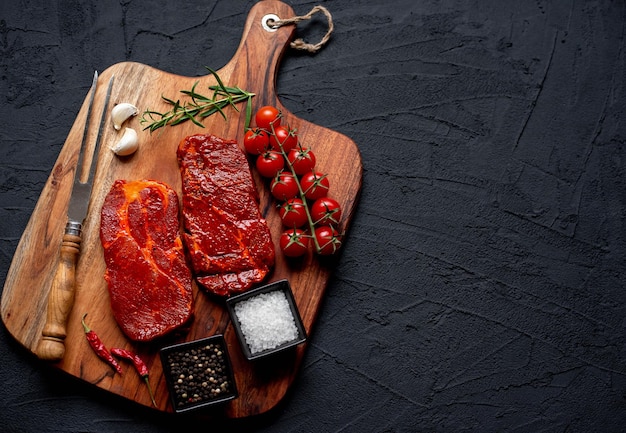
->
xmin=269 ymin=123 xmax=325 ymax=253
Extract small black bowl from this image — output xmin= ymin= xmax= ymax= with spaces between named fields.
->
xmin=160 ymin=334 xmax=237 ymax=413
xmin=226 ymin=279 xmax=307 ymax=361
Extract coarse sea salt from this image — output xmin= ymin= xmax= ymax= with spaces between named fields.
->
xmin=233 ymin=290 xmax=299 ymax=354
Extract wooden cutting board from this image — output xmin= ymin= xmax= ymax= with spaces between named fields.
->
xmin=1 ymin=0 xmax=362 ymax=418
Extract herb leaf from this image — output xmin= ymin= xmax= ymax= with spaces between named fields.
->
xmin=140 ymin=67 xmax=255 ymax=132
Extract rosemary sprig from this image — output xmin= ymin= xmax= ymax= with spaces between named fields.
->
xmin=140 ymin=67 xmax=255 ymax=132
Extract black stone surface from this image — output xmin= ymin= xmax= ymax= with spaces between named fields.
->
xmin=1 ymin=1 xmax=625 ymax=432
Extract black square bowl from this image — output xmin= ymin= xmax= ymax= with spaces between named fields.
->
xmin=160 ymin=334 xmax=238 ymax=413
xmin=225 ymin=279 xmax=307 ymax=361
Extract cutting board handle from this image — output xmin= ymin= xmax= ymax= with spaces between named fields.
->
xmin=219 ymin=0 xmax=296 ymax=108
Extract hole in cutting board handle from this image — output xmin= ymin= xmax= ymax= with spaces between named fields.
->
xmin=262 ymin=14 xmax=280 ymax=32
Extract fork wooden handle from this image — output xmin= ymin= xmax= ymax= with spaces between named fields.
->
xmin=36 ymin=231 xmax=82 ymax=361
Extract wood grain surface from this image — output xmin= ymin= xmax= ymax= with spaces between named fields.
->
xmin=0 ymin=0 xmax=362 ymax=418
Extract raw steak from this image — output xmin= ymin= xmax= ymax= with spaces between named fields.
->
xmin=100 ymin=179 xmax=194 ymax=341
xmin=177 ymin=134 xmax=275 ymax=296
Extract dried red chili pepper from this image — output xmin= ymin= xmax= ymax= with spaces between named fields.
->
xmin=81 ymin=314 xmax=122 ymax=375
xmin=111 ymin=347 xmax=157 ymax=407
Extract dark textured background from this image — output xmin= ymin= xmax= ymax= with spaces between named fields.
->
xmin=2 ymin=0 xmax=626 ymax=431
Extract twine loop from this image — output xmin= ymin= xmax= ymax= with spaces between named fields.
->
xmin=267 ymin=5 xmax=334 ymax=53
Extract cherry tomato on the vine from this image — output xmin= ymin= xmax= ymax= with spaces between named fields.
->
xmin=280 ymin=228 xmax=311 ymax=257
xmin=279 ymin=198 xmax=308 ymax=228
xmin=314 ymin=225 xmax=342 ymax=255
xmin=270 ymin=171 xmax=299 ymax=201
xmin=287 ymin=147 xmax=316 ymax=175
xmin=269 ymin=125 xmax=298 ymax=153
xmin=300 ymin=171 xmax=330 ymax=200
xmin=255 ymin=106 xmax=281 ymax=131
xmin=256 ymin=151 xmax=284 ymax=178
xmin=243 ymin=128 xmax=270 ymax=155
xmin=311 ymin=197 xmax=342 ymax=225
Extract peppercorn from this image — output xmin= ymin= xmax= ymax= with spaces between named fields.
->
xmin=160 ymin=336 xmax=237 ymax=412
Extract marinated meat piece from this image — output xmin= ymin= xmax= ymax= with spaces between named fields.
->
xmin=100 ymin=179 xmax=193 ymax=341
xmin=177 ymin=134 xmax=275 ymax=296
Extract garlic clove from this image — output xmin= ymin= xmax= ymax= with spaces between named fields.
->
xmin=111 ymin=102 xmax=138 ymax=130
xmin=111 ymin=127 xmax=139 ymax=156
